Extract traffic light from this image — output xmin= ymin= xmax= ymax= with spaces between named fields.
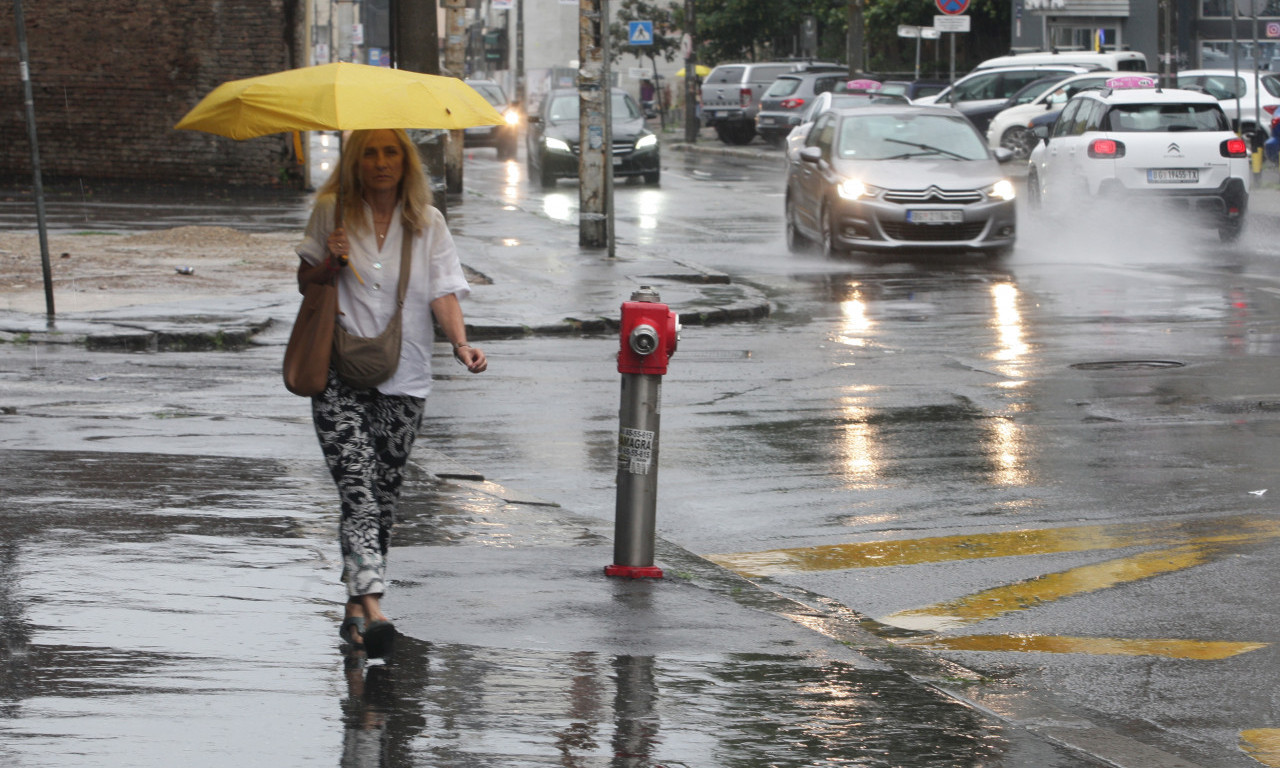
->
xmin=484 ymin=29 xmax=508 ymax=68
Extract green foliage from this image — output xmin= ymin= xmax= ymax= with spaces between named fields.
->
xmin=609 ymin=0 xmax=683 ymax=67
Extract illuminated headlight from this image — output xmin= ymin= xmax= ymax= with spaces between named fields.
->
xmin=545 ymin=137 xmax=572 ymax=153
xmin=635 ymin=134 xmax=658 ymax=150
xmin=837 ymin=178 xmax=878 ymax=201
xmin=504 ymin=109 xmax=521 ymax=126
xmin=985 ymin=179 xmax=1016 ymax=201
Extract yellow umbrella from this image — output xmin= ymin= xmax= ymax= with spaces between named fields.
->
xmin=675 ymin=65 xmax=712 ymax=78
xmin=174 ymin=62 xmax=504 ymax=139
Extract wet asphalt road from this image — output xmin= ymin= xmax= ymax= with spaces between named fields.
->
xmin=6 ymin=135 xmax=1280 ymax=765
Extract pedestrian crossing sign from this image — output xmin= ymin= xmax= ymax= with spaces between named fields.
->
xmin=628 ymin=21 xmax=654 ymax=46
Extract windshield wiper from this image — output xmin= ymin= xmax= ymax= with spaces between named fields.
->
xmin=884 ymin=137 xmax=968 ymax=160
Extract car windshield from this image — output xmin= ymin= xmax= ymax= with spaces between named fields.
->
xmin=472 ymin=83 xmax=506 ymax=106
xmin=1105 ymin=103 xmax=1228 ymax=132
xmin=837 ymin=113 xmax=989 ymax=161
xmin=547 ymin=93 xmax=641 ymax=121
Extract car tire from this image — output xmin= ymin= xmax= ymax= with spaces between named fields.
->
xmin=498 ymin=137 xmax=517 ymax=161
xmin=718 ymin=123 xmax=754 ymax=145
xmin=785 ymin=194 xmax=807 ymax=253
xmin=536 ymin=157 xmax=556 ymax=188
xmin=1219 ymin=218 xmax=1245 ymax=243
xmin=1001 ymin=126 xmax=1035 ymax=161
xmin=643 ymin=169 xmax=660 ymax=186
xmin=820 ymin=201 xmax=843 ymax=258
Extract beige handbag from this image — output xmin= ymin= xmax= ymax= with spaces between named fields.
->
xmin=282 ymin=275 xmax=338 ymax=397
xmin=332 ymin=226 xmax=413 ymax=389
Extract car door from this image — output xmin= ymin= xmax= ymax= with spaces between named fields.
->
xmin=791 ymin=112 xmax=837 ymax=235
xmin=1039 ymin=97 xmax=1083 ymax=200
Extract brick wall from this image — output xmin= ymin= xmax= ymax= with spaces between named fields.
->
xmin=0 ymin=1 xmax=304 ymax=187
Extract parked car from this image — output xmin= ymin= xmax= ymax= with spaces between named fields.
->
xmin=463 ymin=79 xmax=521 ymax=160
xmin=985 ymin=71 xmax=1146 ymax=159
xmin=1026 ymin=77 xmax=1249 ymax=242
xmin=1174 ymin=68 xmax=1280 ymax=148
xmin=958 ymin=73 xmax=1075 ymax=138
xmin=917 ymin=64 xmax=1092 ymax=134
xmin=879 ymin=79 xmax=948 ymax=103
xmin=701 ymin=60 xmax=844 ymax=145
xmin=784 ymin=104 xmax=1016 ymax=257
xmin=525 ymin=88 xmax=660 ymax=188
xmin=974 ymin=50 xmax=1148 ymax=72
xmin=755 ymin=71 xmax=859 ymax=147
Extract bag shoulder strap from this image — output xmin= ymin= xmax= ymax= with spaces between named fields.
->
xmin=395 ymin=224 xmax=413 ymax=309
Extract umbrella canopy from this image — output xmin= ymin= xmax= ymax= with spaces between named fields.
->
xmin=675 ymin=65 xmax=712 ymax=78
xmin=174 ymin=62 xmax=505 ymax=140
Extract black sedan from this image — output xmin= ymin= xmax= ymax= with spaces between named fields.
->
xmin=526 ymin=88 xmax=660 ymax=188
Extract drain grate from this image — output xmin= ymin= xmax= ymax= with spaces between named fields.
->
xmin=1070 ymin=360 xmax=1185 ymax=371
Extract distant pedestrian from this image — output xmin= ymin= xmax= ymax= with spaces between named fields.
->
xmin=640 ymin=78 xmax=656 ymax=115
xmin=295 ymin=128 xmax=487 ymax=659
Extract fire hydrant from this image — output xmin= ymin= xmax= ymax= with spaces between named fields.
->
xmin=606 ymin=286 xmax=680 ymax=579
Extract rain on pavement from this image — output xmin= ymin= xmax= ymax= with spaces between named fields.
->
xmin=5 ymin=135 xmax=1280 ymax=765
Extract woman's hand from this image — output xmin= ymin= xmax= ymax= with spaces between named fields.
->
xmin=326 ymin=227 xmax=350 ymax=263
xmin=453 ymin=344 xmax=487 ymax=374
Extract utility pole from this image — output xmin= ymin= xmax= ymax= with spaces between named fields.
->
xmin=395 ymin=0 xmax=446 ymax=214
xmin=847 ymin=0 xmax=865 ymax=75
xmin=516 ymin=0 xmax=526 ymax=110
xmin=578 ymin=0 xmax=609 ymax=248
xmin=443 ymin=0 xmax=466 ymax=193
xmin=682 ymin=0 xmax=696 ymax=143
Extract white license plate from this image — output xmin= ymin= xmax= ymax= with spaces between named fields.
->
xmin=613 ymin=156 xmax=623 ymax=166
xmin=759 ymin=116 xmax=776 ymax=125
xmin=908 ymin=210 xmax=963 ymax=224
xmin=1148 ymin=168 xmax=1198 ymax=183
xmin=465 ymin=126 xmax=490 ymax=135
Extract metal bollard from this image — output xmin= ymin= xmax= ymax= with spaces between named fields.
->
xmin=606 ymin=286 xmax=680 ymax=579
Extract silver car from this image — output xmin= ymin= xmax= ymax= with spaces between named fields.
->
xmin=784 ymin=105 xmax=1017 ymax=257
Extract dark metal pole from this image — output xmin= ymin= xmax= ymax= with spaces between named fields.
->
xmin=13 ymin=0 xmax=54 ymax=321
xmin=682 ymin=0 xmax=697 ymax=143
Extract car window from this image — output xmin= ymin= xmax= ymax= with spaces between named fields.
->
xmin=471 ymin=84 xmax=506 ymax=106
xmin=1189 ymin=75 xmax=1244 ymax=100
xmin=879 ymin=83 xmax=908 ymax=97
xmin=1105 ymin=102 xmax=1229 ymax=132
xmin=813 ymin=76 xmax=843 ymax=95
xmin=1263 ymin=75 xmax=1280 ymax=98
xmin=954 ymin=73 xmax=998 ymax=101
xmin=753 ymin=65 xmax=795 ymax=83
xmin=706 ymin=66 xmax=744 ymax=85
xmin=1069 ymin=99 xmax=1098 ymax=134
xmin=998 ymin=72 xmax=1057 ymax=99
xmin=548 ymin=95 xmax=577 ymax=121
xmin=613 ymin=92 xmax=643 ymax=119
xmin=1053 ymin=99 xmax=1082 ymax=138
xmin=765 ymin=78 xmax=802 ymax=98
xmin=836 ymin=113 xmax=989 ymax=161
xmin=810 ymin=112 xmax=837 ymax=155
xmin=801 ymin=92 xmax=832 ymax=122
xmin=1081 ymin=100 xmax=1106 ymax=132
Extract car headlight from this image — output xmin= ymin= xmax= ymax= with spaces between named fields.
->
xmin=635 ymin=134 xmax=658 ymax=150
xmin=837 ymin=178 xmax=878 ymax=201
xmin=985 ymin=179 xmax=1016 ymax=201
xmin=545 ymin=137 xmax=571 ymax=153
xmin=504 ymin=109 xmax=520 ymax=127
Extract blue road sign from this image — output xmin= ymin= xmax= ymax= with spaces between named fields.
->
xmin=628 ymin=21 xmax=654 ymax=46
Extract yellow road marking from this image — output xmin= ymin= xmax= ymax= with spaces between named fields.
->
xmin=706 ymin=516 xmax=1280 ymax=577
xmin=1241 ymin=729 xmax=1280 ymax=766
xmin=903 ymin=634 xmax=1266 ymax=660
xmin=880 ymin=543 xmax=1222 ymax=631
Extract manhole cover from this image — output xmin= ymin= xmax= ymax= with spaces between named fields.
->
xmin=1070 ymin=360 xmax=1185 ymax=371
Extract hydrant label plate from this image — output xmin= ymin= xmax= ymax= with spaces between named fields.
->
xmin=618 ymin=428 xmax=655 ymax=474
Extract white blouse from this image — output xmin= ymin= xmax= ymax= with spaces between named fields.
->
xmin=296 ymin=198 xmax=471 ymax=399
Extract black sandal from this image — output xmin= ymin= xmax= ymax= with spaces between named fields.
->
xmin=362 ymin=620 xmax=398 ymax=659
xmin=339 ymin=615 xmax=366 ymax=651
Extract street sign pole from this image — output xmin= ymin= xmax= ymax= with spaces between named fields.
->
xmin=13 ymin=0 xmax=54 ymax=321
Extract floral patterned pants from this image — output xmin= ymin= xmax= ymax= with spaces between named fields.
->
xmin=312 ymin=369 xmax=424 ymax=599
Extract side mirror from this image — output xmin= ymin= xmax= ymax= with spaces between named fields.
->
xmin=993 ymin=147 xmax=1014 ymax=163
xmin=1031 ymin=124 xmax=1051 ymax=144
xmin=799 ymin=146 xmax=822 ymax=163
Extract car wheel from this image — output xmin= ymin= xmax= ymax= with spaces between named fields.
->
xmin=1027 ymin=169 xmax=1043 ymax=210
xmin=1219 ymin=218 xmax=1245 ymax=243
xmin=728 ymin=124 xmax=756 ymax=145
xmin=498 ymin=137 xmax=517 ymax=161
xmin=714 ymin=125 xmax=736 ymax=145
xmin=643 ymin=169 xmax=660 ymax=186
xmin=785 ymin=194 xmax=807 ymax=253
xmin=820 ymin=202 xmax=843 ymax=258
xmin=1001 ymin=126 xmax=1035 ymax=161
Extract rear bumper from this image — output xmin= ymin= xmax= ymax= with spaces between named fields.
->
xmin=1096 ymin=176 xmax=1249 ymax=221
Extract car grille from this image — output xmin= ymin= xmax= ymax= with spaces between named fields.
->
xmin=570 ymin=141 xmax=635 ymax=157
xmin=883 ymin=187 xmax=983 ymax=204
xmin=881 ymin=221 xmax=987 ymax=241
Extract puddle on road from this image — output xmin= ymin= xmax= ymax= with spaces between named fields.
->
xmin=336 ymin=638 xmax=1089 ymax=768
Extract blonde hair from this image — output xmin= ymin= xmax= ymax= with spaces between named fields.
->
xmin=315 ymin=128 xmax=434 ymax=234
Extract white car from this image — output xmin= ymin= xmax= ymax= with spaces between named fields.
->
xmin=1027 ymin=77 xmax=1250 ymax=242
xmin=986 ymin=71 xmax=1156 ymax=159
xmin=1174 ymin=68 xmax=1280 ymax=147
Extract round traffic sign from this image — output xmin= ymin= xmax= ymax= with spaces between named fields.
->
xmin=936 ymin=0 xmax=969 ymax=14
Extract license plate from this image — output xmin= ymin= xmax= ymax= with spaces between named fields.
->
xmin=907 ymin=210 xmax=963 ymax=224
xmin=759 ymin=116 xmax=776 ymax=125
xmin=708 ymin=111 xmax=722 ymax=118
xmin=613 ymin=156 xmax=623 ymax=166
xmin=465 ymin=126 xmax=490 ymax=135
xmin=1148 ymin=168 xmax=1198 ymax=183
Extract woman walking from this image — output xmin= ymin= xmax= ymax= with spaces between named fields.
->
xmin=296 ymin=128 xmax=487 ymax=658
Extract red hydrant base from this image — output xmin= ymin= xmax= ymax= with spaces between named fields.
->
xmin=604 ymin=564 xmax=665 ymax=579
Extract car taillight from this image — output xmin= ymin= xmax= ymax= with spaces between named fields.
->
xmin=1265 ymin=104 xmax=1278 ymax=116
xmin=780 ymin=98 xmax=806 ymax=110
xmin=1087 ymin=138 xmax=1125 ymax=158
xmin=1221 ymin=137 xmax=1248 ymax=157
xmin=740 ymin=88 xmax=752 ymax=107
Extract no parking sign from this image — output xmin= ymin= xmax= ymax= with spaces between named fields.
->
xmin=936 ymin=0 xmax=969 ymax=14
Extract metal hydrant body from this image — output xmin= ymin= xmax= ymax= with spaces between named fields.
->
xmin=607 ymin=287 xmax=679 ymax=579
